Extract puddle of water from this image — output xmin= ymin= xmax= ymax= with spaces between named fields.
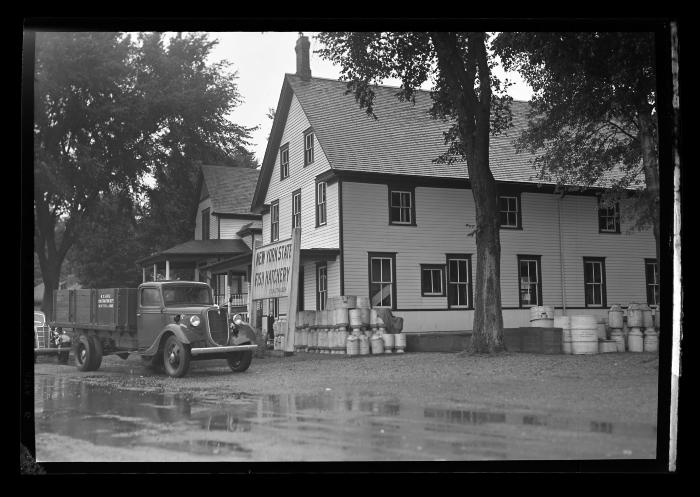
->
xmin=34 ymin=376 xmax=657 ymax=461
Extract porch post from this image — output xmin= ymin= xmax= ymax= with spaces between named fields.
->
xmin=224 ymin=273 xmax=230 ymax=302
xmin=142 ymin=266 xmax=146 ymax=283
xmin=194 ymin=265 xmax=199 ymax=282
xmin=153 ymin=263 xmax=157 ymax=281
xmin=165 ymin=259 xmax=170 ymax=280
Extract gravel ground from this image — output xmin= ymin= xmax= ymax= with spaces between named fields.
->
xmin=33 ymin=350 xmax=660 ymax=425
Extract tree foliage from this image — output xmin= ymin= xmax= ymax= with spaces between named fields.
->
xmin=34 ymin=32 xmax=255 ymax=313
xmin=492 ymin=32 xmax=659 ymax=243
xmin=316 ymin=32 xmax=512 ymax=352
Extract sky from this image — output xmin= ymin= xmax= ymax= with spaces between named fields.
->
xmin=206 ymin=32 xmax=534 ymax=163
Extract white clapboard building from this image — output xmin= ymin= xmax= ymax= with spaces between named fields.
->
xmin=249 ymin=35 xmax=659 ymax=331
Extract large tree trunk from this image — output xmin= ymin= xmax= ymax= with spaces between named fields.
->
xmin=638 ymin=105 xmax=661 ymax=285
xmin=432 ymin=32 xmax=505 ymax=353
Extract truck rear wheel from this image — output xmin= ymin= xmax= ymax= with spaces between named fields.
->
xmin=90 ymin=336 xmax=103 ymax=370
xmin=75 ymin=335 xmax=97 ymax=371
xmin=226 ymin=349 xmax=253 ymax=373
xmin=163 ymin=335 xmax=190 ymax=378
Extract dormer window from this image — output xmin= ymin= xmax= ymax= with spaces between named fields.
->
xmin=304 ymin=128 xmax=314 ymax=166
xmin=201 ymin=208 xmax=210 ymax=240
xmin=598 ymin=199 xmax=620 ymax=233
xmin=280 ymin=143 xmax=289 ymax=180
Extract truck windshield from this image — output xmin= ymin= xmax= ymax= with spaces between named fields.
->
xmin=162 ymin=285 xmax=212 ymax=306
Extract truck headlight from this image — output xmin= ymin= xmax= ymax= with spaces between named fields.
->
xmin=233 ymin=314 xmax=244 ymax=326
xmin=189 ymin=315 xmax=201 ymax=327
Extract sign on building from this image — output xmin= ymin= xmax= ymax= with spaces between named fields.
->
xmin=248 ymin=228 xmax=301 ymax=353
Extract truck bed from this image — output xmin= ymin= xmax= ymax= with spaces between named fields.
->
xmin=51 ymin=288 xmax=137 ymax=332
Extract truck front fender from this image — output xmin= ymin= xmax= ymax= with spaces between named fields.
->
xmin=143 ymin=324 xmax=201 ymax=357
xmin=231 ymin=322 xmax=257 ymax=345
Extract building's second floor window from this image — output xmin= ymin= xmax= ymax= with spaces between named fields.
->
xmin=316 ymin=182 xmax=327 ymax=226
xmin=292 ymin=189 xmax=301 ymax=229
xmin=645 ymin=259 xmax=659 ymax=306
xmin=201 ymin=207 xmax=210 ymax=240
xmin=270 ymin=200 xmax=279 ymax=242
xmin=390 ymin=187 xmax=415 ymax=225
xmin=598 ymin=199 xmax=620 ymax=233
xmin=280 ymin=144 xmax=289 ymax=180
xmin=499 ymin=195 xmax=520 ymax=229
xmin=304 ymin=129 xmax=314 ymax=166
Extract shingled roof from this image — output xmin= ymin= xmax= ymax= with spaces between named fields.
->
xmin=253 ymin=74 xmax=634 ymax=211
xmin=200 ymin=165 xmax=260 ymax=216
xmin=136 ymin=239 xmax=251 ymax=265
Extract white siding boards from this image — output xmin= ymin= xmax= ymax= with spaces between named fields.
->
xmin=262 ymin=95 xmax=339 ymax=251
xmin=342 ymin=182 xmax=656 ymax=331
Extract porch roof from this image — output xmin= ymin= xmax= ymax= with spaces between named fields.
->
xmin=136 ymin=239 xmax=251 ymax=266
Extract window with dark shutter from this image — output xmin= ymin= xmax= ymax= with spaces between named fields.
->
xmin=518 ymin=255 xmax=543 ymax=307
xmin=270 ymin=200 xmax=279 ymax=242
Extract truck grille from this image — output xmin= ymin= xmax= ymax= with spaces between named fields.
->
xmin=207 ymin=309 xmax=229 ymax=346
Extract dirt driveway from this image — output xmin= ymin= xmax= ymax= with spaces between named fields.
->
xmin=32 ymin=350 xmax=660 ymax=462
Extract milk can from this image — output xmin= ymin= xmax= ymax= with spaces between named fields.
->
xmin=359 ymin=333 xmax=370 ymax=355
xmin=346 ymin=334 xmax=359 ymax=356
xmin=370 ymin=332 xmax=384 ymax=354
xmin=394 ymin=333 xmax=406 ymax=353
xmin=382 ymin=332 xmax=395 ymax=354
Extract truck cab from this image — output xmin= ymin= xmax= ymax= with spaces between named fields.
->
xmin=54 ymin=281 xmax=257 ymax=378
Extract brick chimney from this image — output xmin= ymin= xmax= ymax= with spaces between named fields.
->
xmin=295 ymin=33 xmax=311 ymax=81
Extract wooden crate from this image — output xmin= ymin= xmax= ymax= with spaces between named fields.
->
xmin=504 ymin=327 xmax=563 ymax=354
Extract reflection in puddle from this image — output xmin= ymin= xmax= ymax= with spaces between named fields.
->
xmin=35 ymin=377 xmax=657 ymax=461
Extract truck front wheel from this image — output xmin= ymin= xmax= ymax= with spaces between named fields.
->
xmin=226 ymin=349 xmax=253 ymax=373
xmin=75 ymin=335 xmax=98 ymax=371
xmin=163 ymin=335 xmax=190 ymax=378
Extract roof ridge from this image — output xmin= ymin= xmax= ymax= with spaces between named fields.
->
xmin=285 ymin=73 xmax=533 ymax=104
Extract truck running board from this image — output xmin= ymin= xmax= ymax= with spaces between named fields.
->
xmin=190 ymin=344 xmax=257 ymax=357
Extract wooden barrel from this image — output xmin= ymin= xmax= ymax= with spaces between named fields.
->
xmin=643 ymin=328 xmax=658 ymax=353
xmin=530 ymin=306 xmax=555 ymax=321
xmin=356 ymin=296 xmax=370 ymax=308
xmin=570 ymin=315 xmax=598 ymax=354
xmin=610 ymin=329 xmax=625 ymax=352
xmin=331 ymin=295 xmax=357 ymax=309
xmin=627 ymin=303 xmax=644 ymax=328
xmin=349 ymin=309 xmax=362 ymax=329
xmin=641 ymin=305 xmax=654 ymax=328
xmin=334 ymin=307 xmax=349 ymax=328
xmin=370 ymin=309 xmax=378 ymax=329
xmin=627 ymin=327 xmax=644 ymax=352
xmin=383 ymin=332 xmax=395 ymax=353
xmin=359 ymin=307 xmax=371 ymax=328
xmin=608 ymin=305 xmax=624 ymax=329
xmin=554 ymin=316 xmax=572 ymax=354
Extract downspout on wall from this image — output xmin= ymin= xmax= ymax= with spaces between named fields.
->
xmin=558 ymin=194 xmax=567 ymax=315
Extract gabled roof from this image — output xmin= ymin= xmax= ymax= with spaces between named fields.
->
xmin=199 ymin=164 xmax=261 ymax=216
xmin=136 ymin=239 xmax=251 ymax=266
xmin=252 ymin=74 xmax=634 ymax=212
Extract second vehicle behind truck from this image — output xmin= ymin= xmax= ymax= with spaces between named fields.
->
xmin=50 ymin=281 xmax=257 ymax=378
